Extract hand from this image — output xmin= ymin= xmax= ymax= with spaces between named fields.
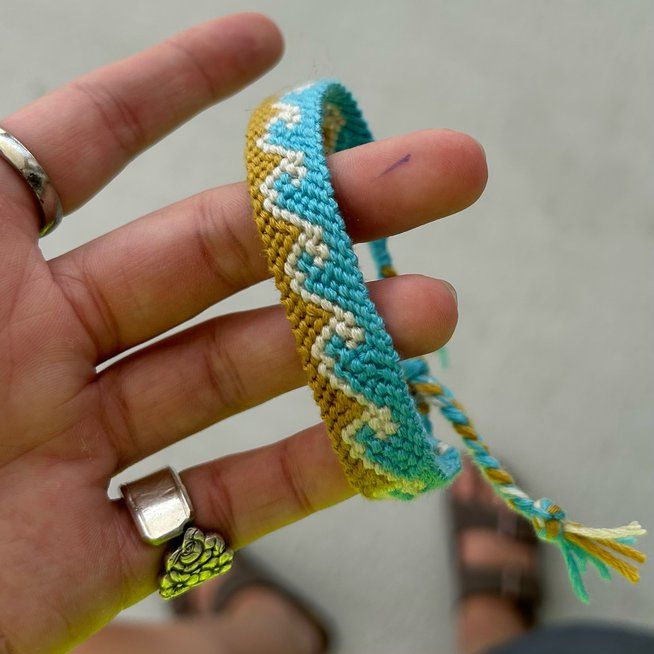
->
xmin=0 ymin=13 xmax=486 ymax=652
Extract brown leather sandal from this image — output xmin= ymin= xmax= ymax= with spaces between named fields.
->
xmin=449 ymin=483 xmax=542 ymax=626
xmin=171 ymin=551 xmax=333 ymax=651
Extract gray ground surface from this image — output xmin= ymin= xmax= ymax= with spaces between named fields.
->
xmin=2 ymin=2 xmax=652 ymax=652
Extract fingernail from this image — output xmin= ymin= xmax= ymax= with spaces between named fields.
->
xmin=475 ymin=138 xmax=486 ymax=160
xmin=441 ymin=280 xmax=457 ymax=305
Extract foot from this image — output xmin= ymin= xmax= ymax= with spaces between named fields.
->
xmin=451 ymin=461 xmax=541 ymax=654
xmin=171 ymin=557 xmax=329 ymax=653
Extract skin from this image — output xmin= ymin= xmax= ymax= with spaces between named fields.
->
xmin=0 ymin=13 xmax=487 ymax=653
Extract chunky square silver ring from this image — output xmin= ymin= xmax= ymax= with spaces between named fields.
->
xmin=120 ymin=467 xmax=193 ymax=546
xmin=120 ymin=466 xmax=234 ymax=599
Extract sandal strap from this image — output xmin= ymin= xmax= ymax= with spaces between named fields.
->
xmin=451 ymin=499 xmax=537 ymax=544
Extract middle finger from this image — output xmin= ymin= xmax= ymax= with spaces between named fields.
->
xmin=98 ymin=273 xmax=457 ymax=471
xmin=50 ymin=128 xmax=486 ymax=362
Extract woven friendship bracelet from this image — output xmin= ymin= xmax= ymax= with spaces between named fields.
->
xmin=244 ymin=79 xmax=645 ymax=600
xmin=246 ymin=81 xmax=461 ymax=500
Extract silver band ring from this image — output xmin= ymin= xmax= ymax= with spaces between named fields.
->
xmin=0 ymin=126 xmax=63 ymax=236
xmin=120 ymin=466 xmax=234 ymax=599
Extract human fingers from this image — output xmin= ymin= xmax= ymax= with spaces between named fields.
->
xmin=51 ymin=129 xmax=484 ymax=361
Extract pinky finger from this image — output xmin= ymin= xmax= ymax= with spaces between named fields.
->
xmin=113 ymin=423 xmax=353 ymax=599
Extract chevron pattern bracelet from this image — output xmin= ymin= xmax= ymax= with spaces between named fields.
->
xmin=244 ymin=79 xmax=645 ymax=601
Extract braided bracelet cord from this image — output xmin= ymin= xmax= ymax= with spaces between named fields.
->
xmin=244 ymin=80 xmax=645 ymax=601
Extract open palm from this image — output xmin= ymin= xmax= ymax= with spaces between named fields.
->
xmin=0 ymin=13 xmax=486 ymax=653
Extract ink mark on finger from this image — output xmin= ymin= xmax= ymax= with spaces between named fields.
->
xmin=377 ymin=153 xmax=411 ymax=178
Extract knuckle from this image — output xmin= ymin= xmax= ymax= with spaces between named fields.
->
xmin=200 ymin=321 xmax=249 ymax=416
xmin=194 ymin=190 xmax=259 ymax=294
xmin=277 ymin=438 xmax=316 ymax=519
xmin=96 ymin=372 xmax=140 ymax=470
xmin=201 ymin=462 xmax=238 ymax=546
xmin=164 ymin=37 xmax=220 ymax=100
xmin=52 ymin=257 xmax=122 ymax=356
xmin=70 ymin=79 xmax=148 ymax=158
